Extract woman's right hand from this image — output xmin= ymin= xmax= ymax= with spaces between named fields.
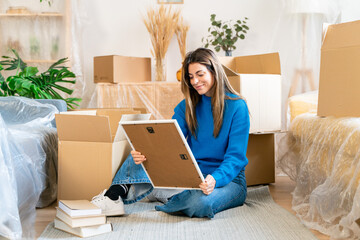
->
xmin=131 ymin=150 xmax=146 ymax=165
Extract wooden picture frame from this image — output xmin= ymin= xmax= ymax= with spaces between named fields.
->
xmin=157 ymin=0 xmax=183 ymax=4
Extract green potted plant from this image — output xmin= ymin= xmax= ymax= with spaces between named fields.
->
xmin=202 ymin=14 xmax=249 ymax=56
xmin=0 ymin=49 xmax=81 ymax=109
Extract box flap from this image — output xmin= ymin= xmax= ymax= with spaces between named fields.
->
xmin=219 ymin=53 xmax=280 ymax=74
xmin=218 ymin=57 xmax=237 ymax=71
xmin=221 ymin=64 xmax=239 ymax=77
xmin=235 ymin=52 xmax=281 ymax=74
xmin=114 ymin=113 xmax=152 ymax=141
xmin=60 ymin=110 xmax=97 ymax=115
xmin=96 ymin=109 xmax=141 ymax=141
xmin=322 ymin=21 xmax=360 ymax=50
xmin=56 ymin=114 xmax=112 ymax=142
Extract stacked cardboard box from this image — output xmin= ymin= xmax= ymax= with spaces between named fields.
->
xmin=220 ymin=52 xmax=282 ymax=186
xmin=95 ymin=82 xmax=183 ymax=120
xmin=93 ymin=55 xmax=183 ymax=120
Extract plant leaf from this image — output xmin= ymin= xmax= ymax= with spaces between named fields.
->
xmin=50 ymin=83 xmax=74 ymax=95
xmin=48 ymin=57 xmax=68 ymax=70
xmin=23 ymin=67 xmax=39 ymax=77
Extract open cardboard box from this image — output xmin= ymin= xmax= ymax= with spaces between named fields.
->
xmin=219 ymin=53 xmax=282 ymax=133
xmin=55 ymin=109 xmax=149 ymax=200
xmin=318 ymin=20 xmax=360 ymax=118
xmin=94 ymin=55 xmax=151 ymax=83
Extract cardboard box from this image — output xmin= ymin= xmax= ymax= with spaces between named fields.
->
xmin=96 ymin=83 xmax=156 ymax=113
xmin=220 ymin=53 xmax=282 ymax=133
xmin=154 ymin=82 xmax=183 ymax=120
xmin=94 ymin=55 xmax=151 ymax=83
xmin=245 ymin=133 xmax=275 ymax=186
xmin=56 ymin=109 xmax=143 ymax=200
xmin=318 ymin=20 xmax=360 ymax=118
xmin=96 ymin=82 xmax=183 ymax=119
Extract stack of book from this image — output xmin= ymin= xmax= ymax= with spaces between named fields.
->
xmin=54 ymin=200 xmax=112 ymax=238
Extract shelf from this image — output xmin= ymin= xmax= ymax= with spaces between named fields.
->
xmin=0 ymin=13 xmax=63 ymax=17
xmin=24 ymin=59 xmax=58 ymax=63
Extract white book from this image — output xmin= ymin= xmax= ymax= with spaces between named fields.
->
xmin=54 ymin=218 xmax=112 ymax=238
xmin=58 ymin=200 xmax=102 ymax=217
xmin=56 ymin=207 xmax=106 ymax=228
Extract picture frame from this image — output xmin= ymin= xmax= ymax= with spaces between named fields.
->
xmin=157 ymin=0 xmax=183 ymax=4
xmin=120 ymin=119 xmax=204 ymax=189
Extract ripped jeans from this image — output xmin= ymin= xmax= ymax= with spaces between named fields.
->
xmin=111 ymin=154 xmax=247 ymax=218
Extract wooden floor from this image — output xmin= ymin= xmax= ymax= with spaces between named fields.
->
xmin=35 ymin=176 xmax=330 ymax=239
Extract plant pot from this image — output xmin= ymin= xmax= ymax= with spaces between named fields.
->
xmin=225 ymin=50 xmax=232 ymax=56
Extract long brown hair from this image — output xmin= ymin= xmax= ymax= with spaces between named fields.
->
xmin=181 ymin=48 xmax=243 ymax=138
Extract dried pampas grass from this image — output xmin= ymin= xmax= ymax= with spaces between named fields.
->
xmin=175 ymin=17 xmax=189 ymax=61
xmin=143 ymin=5 xmax=180 ymax=81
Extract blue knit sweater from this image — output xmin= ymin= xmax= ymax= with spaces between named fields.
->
xmin=172 ymin=94 xmax=250 ymax=187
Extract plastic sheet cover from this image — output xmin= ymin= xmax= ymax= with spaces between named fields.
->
xmin=88 ymin=82 xmax=183 ymax=120
xmin=287 ymin=90 xmax=318 ymax=127
xmin=0 ymin=97 xmax=58 ymax=239
xmin=278 ymin=112 xmax=360 ymax=239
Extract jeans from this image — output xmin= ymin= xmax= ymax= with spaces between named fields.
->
xmin=112 ymin=154 xmax=247 ymax=218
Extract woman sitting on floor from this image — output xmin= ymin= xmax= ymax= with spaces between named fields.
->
xmin=91 ymin=48 xmax=250 ymax=218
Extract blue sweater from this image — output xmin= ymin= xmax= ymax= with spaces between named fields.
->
xmin=172 ymin=94 xmax=250 ymax=187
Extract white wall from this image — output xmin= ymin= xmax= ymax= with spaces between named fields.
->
xmin=77 ymin=0 xmax=285 ymax=106
xmin=74 ymin=0 xmax=360 ymax=128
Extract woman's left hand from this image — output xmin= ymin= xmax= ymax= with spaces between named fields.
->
xmin=199 ymin=175 xmax=216 ymax=195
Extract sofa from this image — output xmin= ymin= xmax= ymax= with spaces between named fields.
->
xmin=278 ymin=91 xmax=360 ymax=239
xmin=0 ymin=97 xmax=66 ymax=239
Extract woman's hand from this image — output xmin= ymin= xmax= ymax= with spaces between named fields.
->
xmin=199 ymin=175 xmax=216 ymax=195
xmin=131 ymin=150 xmax=146 ymax=165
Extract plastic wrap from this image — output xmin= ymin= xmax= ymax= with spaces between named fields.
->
xmin=287 ymin=90 xmax=318 ymax=127
xmin=88 ymin=82 xmax=184 ymax=120
xmin=0 ymin=97 xmax=59 ymax=239
xmin=0 ymin=0 xmax=66 ymax=74
xmin=279 ymin=112 xmax=360 ymax=239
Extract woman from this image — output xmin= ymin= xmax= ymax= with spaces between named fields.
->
xmin=91 ymin=48 xmax=250 ymax=218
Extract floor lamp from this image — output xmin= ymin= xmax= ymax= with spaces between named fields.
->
xmin=288 ymin=0 xmax=327 ymax=98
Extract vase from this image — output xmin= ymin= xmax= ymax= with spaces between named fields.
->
xmin=154 ymin=57 xmax=166 ymax=82
xmin=225 ymin=50 xmax=232 ymax=56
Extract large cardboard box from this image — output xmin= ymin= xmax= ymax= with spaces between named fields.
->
xmin=96 ymin=82 xmax=183 ymax=119
xmin=154 ymin=82 xmax=183 ymax=120
xmin=219 ymin=53 xmax=282 ymax=133
xmin=245 ymin=133 xmax=275 ymax=186
xmin=318 ymin=20 xmax=360 ymax=117
xmin=56 ymin=109 xmax=142 ymax=200
xmin=96 ymin=83 xmax=156 ymax=112
xmin=94 ymin=55 xmax=151 ymax=83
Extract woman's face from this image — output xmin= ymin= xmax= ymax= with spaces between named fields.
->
xmin=188 ymin=63 xmax=215 ymax=97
